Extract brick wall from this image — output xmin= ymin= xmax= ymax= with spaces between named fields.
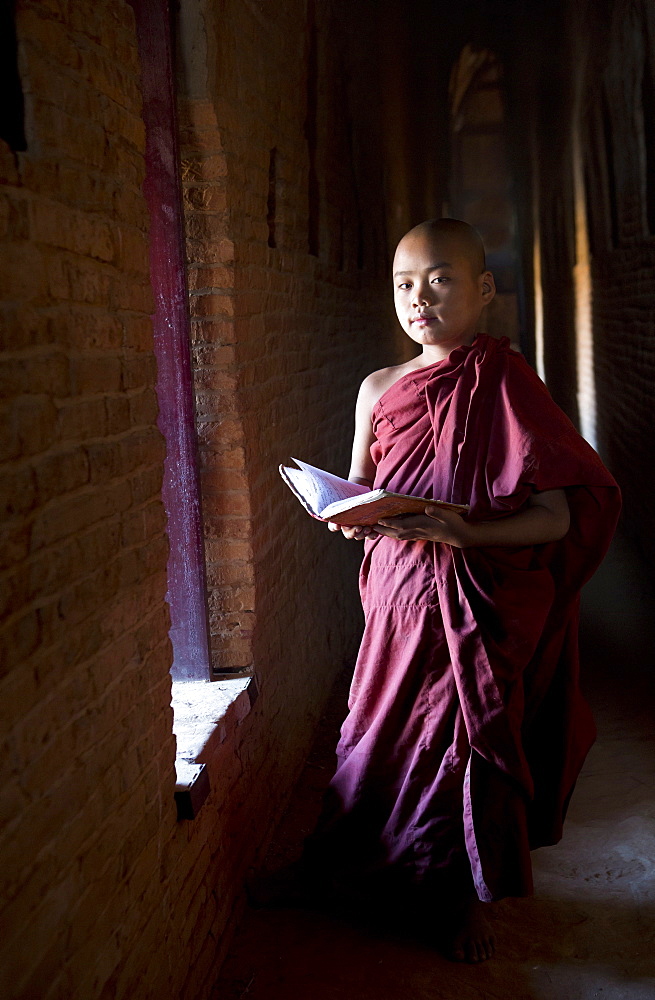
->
xmin=0 ymin=1 xmax=410 ymax=998
xmin=0 ymin=1 xmax=176 ymax=997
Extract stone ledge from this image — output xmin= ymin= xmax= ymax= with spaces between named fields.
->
xmin=172 ymin=676 xmax=257 ymax=817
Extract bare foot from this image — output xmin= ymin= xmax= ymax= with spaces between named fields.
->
xmin=446 ymin=897 xmax=496 ymax=963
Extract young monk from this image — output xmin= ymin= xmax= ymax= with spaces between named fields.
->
xmin=302 ymin=218 xmax=621 ymax=962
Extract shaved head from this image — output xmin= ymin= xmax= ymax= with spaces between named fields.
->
xmin=397 ymin=218 xmax=486 ymax=276
xmin=392 ymin=217 xmax=495 ymax=350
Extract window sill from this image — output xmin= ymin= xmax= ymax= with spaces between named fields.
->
xmin=172 ymin=676 xmax=257 ymax=819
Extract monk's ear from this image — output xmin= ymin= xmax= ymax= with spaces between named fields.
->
xmin=481 ymin=270 xmax=496 ymax=303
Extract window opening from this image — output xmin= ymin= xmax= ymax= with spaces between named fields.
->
xmin=532 ymin=175 xmax=546 ymax=382
xmin=572 ymin=123 xmax=597 ymax=449
xmin=0 ymin=1 xmax=27 ymax=151
xmin=129 ymin=0 xmax=211 ymax=681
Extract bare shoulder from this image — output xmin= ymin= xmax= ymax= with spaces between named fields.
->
xmin=358 ymin=359 xmax=423 ymax=411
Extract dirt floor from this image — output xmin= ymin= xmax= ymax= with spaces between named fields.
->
xmin=212 ymin=538 xmax=655 ymax=1000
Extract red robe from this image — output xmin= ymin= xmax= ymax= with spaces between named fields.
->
xmin=308 ymin=334 xmax=621 ymax=902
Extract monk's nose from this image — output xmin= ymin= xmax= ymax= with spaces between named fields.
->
xmin=412 ymin=286 xmax=431 ymax=307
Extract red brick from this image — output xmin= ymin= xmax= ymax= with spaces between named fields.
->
xmin=48 ymin=308 xmax=123 ymax=351
xmin=0 ymin=146 xmax=20 ymax=186
xmin=0 ymin=460 xmax=37 ymax=519
xmin=114 ymin=225 xmax=149 ymax=274
xmin=122 ymin=353 xmax=158 ymax=391
xmin=0 ymin=516 xmax=31 ymax=567
xmin=0 ymin=192 xmax=30 ymax=240
xmin=31 ymin=98 xmax=107 ymax=170
xmin=184 ymin=213 xmax=230 ymax=246
xmin=192 ymin=367 xmax=239 ymax=394
xmin=208 ymin=634 xmax=252 ymax=665
xmin=18 ymin=8 xmax=82 ymax=72
xmin=203 ymin=514 xmax=252 ymax=540
xmin=70 ymin=354 xmax=122 ymax=395
xmin=189 ymin=290 xmax=234 ymax=319
xmin=196 ymin=410 xmax=243 ymax=443
xmin=103 ymin=137 xmax=146 ymax=189
xmin=183 ymin=186 xmax=228 ymax=213
xmin=200 ymin=465 xmax=248 ymax=493
xmin=121 ymin=314 xmax=156 ymax=350
xmin=186 ymin=264 xmax=235 ymax=292
xmin=128 ymin=387 xmax=159 ymax=427
xmin=113 ymin=184 xmax=150 ymax=227
xmin=180 ymin=154 xmax=228 ymax=183
xmin=205 ymin=558 xmax=253 ymax=588
xmin=129 ymin=465 xmax=165 ymax=505
xmin=204 ymin=538 xmax=253 ymax=563
xmin=177 ymin=98 xmax=221 ymax=133
xmin=56 ymin=396 xmax=108 ymax=443
xmin=0 ymin=242 xmax=47 ymax=300
xmin=30 ymin=200 xmax=114 ymax=262
xmin=105 ymin=394 xmax=132 ymax=435
xmin=206 ymin=584 xmax=256 ymax=615
xmin=12 ymin=395 xmax=59 ymax=455
xmin=190 ymin=317 xmax=236 ymax=345
xmin=0 ymin=607 xmax=40 ymax=678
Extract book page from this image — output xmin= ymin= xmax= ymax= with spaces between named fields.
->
xmin=323 ymin=493 xmax=469 ymax=525
xmin=322 ymin=491 xmax=469 ymax=519
xmin=280 ymin=458 xmax=369 ymax=517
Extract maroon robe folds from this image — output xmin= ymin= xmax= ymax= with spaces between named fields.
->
xmin=308 ymin=334 xmax=621 ymax=903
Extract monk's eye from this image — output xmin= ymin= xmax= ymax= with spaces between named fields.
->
xmin=432 ymin=276 xmax=450 ymax=284
xmin=397 ymin=282 xmax=412 ymax=290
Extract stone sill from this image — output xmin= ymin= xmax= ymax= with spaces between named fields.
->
xmin=172 ymin=676 xmax=257 ymax=819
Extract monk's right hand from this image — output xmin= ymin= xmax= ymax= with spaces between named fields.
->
xmin=327 ymin=521 xmax=378 ymax=540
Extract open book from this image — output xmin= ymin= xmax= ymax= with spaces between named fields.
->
xmin=279 ymin=458 xmax=469 ymax=526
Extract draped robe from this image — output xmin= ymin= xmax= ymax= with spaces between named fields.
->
xmin=308 ymin=334 xmax=621 ymax=903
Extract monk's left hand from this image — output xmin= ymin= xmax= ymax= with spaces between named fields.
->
xmin=376 ymin=506 xmax=471 ymax=547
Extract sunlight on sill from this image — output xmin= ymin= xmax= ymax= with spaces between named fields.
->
xmin=172 ymin=676 xmax=254 ymax=763
xmin=172 ymin=676 xmax=256 ymax=819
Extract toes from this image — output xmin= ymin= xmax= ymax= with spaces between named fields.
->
xmin=444 ymin=899 xmax=496 ymax=963
xmin=450 ymin=939 xmax=483 ymax=963
xmin=453 ymin=935 xmax=495 ymax=963
xmin=476 ymin=935 xmax=495 ymax=962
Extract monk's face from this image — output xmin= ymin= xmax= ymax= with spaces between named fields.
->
xmin=392 ymin=230 xmax=495 ymax=351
